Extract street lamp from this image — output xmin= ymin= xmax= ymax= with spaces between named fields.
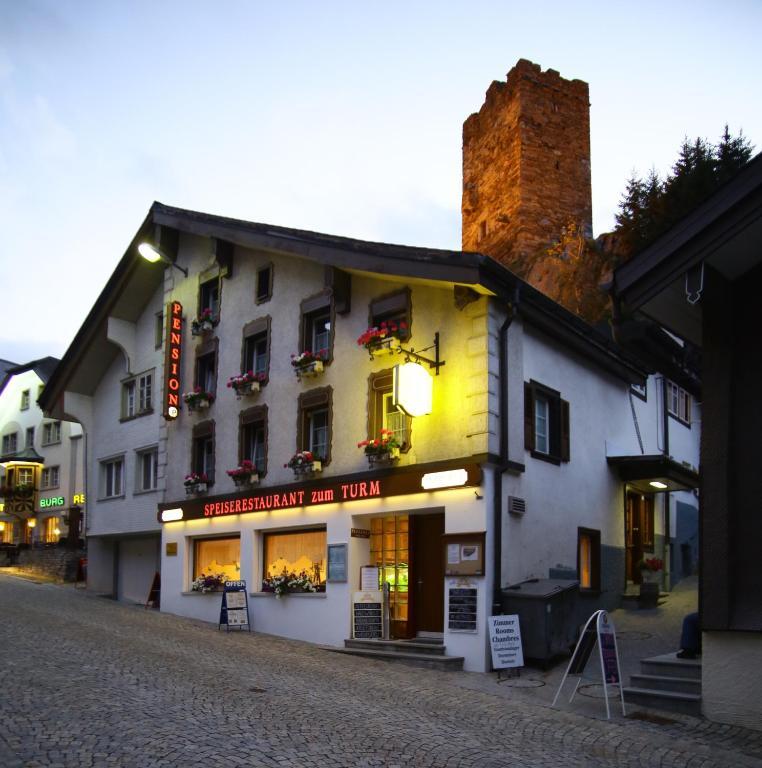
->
xmin=138 ymin=242 xmax=188 ymax=277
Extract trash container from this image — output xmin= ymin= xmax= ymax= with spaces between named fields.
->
xmin=501 ymin=578 xmax=579 ymax=666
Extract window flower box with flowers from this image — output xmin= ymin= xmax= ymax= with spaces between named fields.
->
xmin=184 ymin=473 xmax=208 ymax=495
xmin=291 ymin=350 xmax=328 ymax=380
xmin=226 ymin=460 xmax=259 ymax=488
xmin=227 ymin=371 xmax=266 ymax=399
xmin=191 ymin=572 xmax=226 ymax=593
xmin=638 ymin=557 xmax=664 ymax=583
xmin=261 ymin=570 xmax=325 ymax=598
xmin=637 ymin=557 xmax=663 ymax=608
xmin=285 ymin=451 xmax=322 ymax=477
xmin=182 ymin=388 xmax=215 ymax=412
xmin=357 ymin=321 xmax=408 ymax=359
xmin=358 ymin=429 xmax=401 ymax=467
xmin=191 ymin=308 xmax=219 ymax=337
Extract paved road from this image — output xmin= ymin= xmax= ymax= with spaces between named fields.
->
xmin=0 ymin=575 xmax=760 ymax=768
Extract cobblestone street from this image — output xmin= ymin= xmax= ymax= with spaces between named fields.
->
xmin=1 ymin=574 xmax=760 ymax=768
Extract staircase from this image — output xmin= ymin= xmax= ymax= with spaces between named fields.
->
xmin=623 ymin=652 xmax=702 ymax=716
xmin=324 ymin=637 xmax=464 ymax=671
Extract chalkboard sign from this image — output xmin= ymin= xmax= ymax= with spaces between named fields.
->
xmin=448 ymin=587 xmax=478 ymax=632
xmin=352 ymin=591 xmax=383 ymax=639
xmin=218 ymin=580 xmax=251 ymax=632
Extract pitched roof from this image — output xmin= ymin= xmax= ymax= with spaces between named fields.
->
xmin=0 ymin=356 xmax=60 ymax=399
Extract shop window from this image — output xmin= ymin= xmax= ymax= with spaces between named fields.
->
xmin=195 ymin=339 xmax=218 ymax=396
xmin=136 ymin=447 xmax=159 ymax=492
xmin=241 ymin=317 xmax=271 ymax=380
xmin=667 ymin=381 xmax=691 ymax=426
xmin=20 ymin=389 xmax=30 ymax=410
xmin=524 ymin=381 xmax=570 ymax=464
xmin=1 ymin=521 xmax=15 ymax=544
xmin=239 ymin=405 xmax=267 ymax=475
xmin=577 ymin=527 xmax=601 ymax=591
xmin=41 ymin=466 xmax=59 ymax=489
xmin=299 ymin=293 xmax=333 ymax=361
xmin=42 ymin=421 xmax=61 ymax=445
xmin=198 ymin=276 xmax=220 ymax=319
xmin=122 ymin=371 xmax=153 ymax=419
xmin=2 ymin=432 xmax=18 ymax=455
xmin=193 ymin=536 xmax=240 ymax=581
xmin=43 ymin=516 xmax=60 ymax=544
xmin=368 ymin=370 xmax=411 ymax=450
xmin=369 ymin=288 xmax=411 ymax=341
xmin=25 ymin=427 xmax=34 ymax=448
xmin=192 ymin=420 xmax=215 ymax=485
xmin=101 ymin=457 xmax=124 ymax=498
xmin=256 ymin=264 xmax=273 ymax=303
xmin=297 ymin=387 xmax=332 ymax=464
xmin=155 ymin=310 xmax=164 ymax=349
xmin=263 ymin=528 xmax=326 ymax=586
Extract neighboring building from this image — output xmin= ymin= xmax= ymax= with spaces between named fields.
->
xmin=613 ymin=152 xmax=762 ymax=730
xmin=0 ymin=357 xmax=84 ymax=547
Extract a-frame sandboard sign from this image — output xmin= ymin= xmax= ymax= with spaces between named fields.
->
xmin=552 ymin=609 xmax=626 ymax=719
xmin=218 ymin=580 xmax=251 ymax=632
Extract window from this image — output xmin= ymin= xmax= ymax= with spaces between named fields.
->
xmin=577 ymin=528 xmax=601 ymax=591
xmin=631 ymin=381 xmax=647 ymax=401
xmin=263 ymin=528 xmax=326 ymax=586
xmin=43 ymin=516 xmax=60 ymax=544
xmin=666 ymin=381 xmax=691 ymax=426
xmin=136 ymin=448 xmax=159 ymax=492
xmin=297 ymin=387 xmax=332 ymax=464
xmin=369 ymin=288 xmax=411 ymax=341
xmin=195 ymin=340 xmax=218 ymax=396
xmin=17 ymin=467 xmax=33 ymax=486
xmin=524 ymin=381 xmax=570 ymax=464
xmin=240 ymin=406 xmax=267 ymax=475
xmin=241 ymin=317 xmax=271 ymax=380
xmin=41 ymin=466 xmax=60 ymax=489
xmin=256 ymin=264 xmax=273 ymax=303
xmin=2 ymin=433 xmax=18 ymax=455
xmin=155 ymin=311 xmax=164 ymax=349
xmin=368 ymin=371 xmax=411 ymax=449
xmin=42 ymin=421 xmax=61 ymax=445
xmin=193 ymin=536 xmax=240 ymax=581
xmin=199 ymin=277 xmax=220 ymax=318
xmin=20 ymin=389 xmax=30 ymax=410
xmin=1 ymin=521 xmax=15 ymax=544
xmin=25 ymin=427 xmax=34 ymax=448
xmin=101 ymin=458 xmax=124 ymax=498
xmin=192 ymin=420 xmax=215 ymax=485
xmin=122 ymin=372 xmax=153 ymax=419
xmin=299 ymin=293 xmax=333 ymax=360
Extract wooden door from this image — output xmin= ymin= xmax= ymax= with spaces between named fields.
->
xmin=410 ymin=513 xmax=445 ymax=634
xmin=626 ymin=492 xmax=655 ymax=583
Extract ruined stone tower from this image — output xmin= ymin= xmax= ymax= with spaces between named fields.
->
xmin=462 ymin=59 xmax=593 ymax=293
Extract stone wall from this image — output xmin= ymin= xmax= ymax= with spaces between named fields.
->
xmin=14 ymin=546 xmax=84 ymax=582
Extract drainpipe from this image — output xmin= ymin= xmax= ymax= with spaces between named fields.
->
xmin=661 ymin=376 xmax=671 ymax=591
xmin=492 ymin=289 xmax=519 ymax=615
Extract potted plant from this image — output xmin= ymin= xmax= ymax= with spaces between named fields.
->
xmin=358 ymin=429 xmax=401 ymax=466
xmin=191 ymin=308 xmax=218 ymax=336
xmin=262 ymin=569 xmax=325 ymax=598
xmin=637 ymin=557 xmax=663 ymax=609
xmin=184 ymin=472 xmax=208 ymax=494
xmin=191 ymin=572 xmax=226 ymax=593
xmin=227 ymin=371 xmax=266 ymax=398
xmin=290 ymin=350 xmax=328 ymax=379
xmin=357 ymin=320 xmax=408 ymax=358
xmin=285 ymin=450 xmax=322 ymax=477
xmin=182 ymin=387 xmax=215 ymax=412
xmin=226 ymin=460 xmax=259 ymax=487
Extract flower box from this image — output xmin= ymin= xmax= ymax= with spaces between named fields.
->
xmin=366 ymin=336 xmax=401 ymax=358
xmin=357 ymin=321 xmax=408 ymax=359
xmin=182 ymin=389 xmax=215 ymax=412
xmin=191 ymin=310 xmax=218 ymax=337
xmin=367 ymin=446 xmax=400 ymax=466
xmin=234 ymin=381 xmax=260 ymax=398
xmin=292 ymin=460 xmax=321 ymax=477
xmin=185 ymin=482 xmax=208 ymax=495
xmin=227 ymin=371 xmax=266 ymax=398
xmin=297 ymin=360 xmax=323 ymax=379
xmin=232 ymin=473 xmax=259 ymax=488
xmin=291 ymin=351 xmax=327 ymax=380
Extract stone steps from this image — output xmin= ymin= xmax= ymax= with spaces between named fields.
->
xmin=623 ymin=652 xmax=702 ymax=717
xmin=322 ymin=637 xmax=464 ymax=671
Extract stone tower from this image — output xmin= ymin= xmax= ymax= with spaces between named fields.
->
xmin=462 ymin=59 xmax=592 ymax=290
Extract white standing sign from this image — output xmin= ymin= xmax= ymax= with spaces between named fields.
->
xmin=488 ymin=614 xmax=524 ymax=669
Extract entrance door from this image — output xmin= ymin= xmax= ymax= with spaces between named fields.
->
xmin=626 ymin=491 xmax=654 ymax=583
xmin=410 ymin=512 xmax=445 ymax=635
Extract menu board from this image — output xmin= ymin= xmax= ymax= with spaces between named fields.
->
xmin=219 ymin=580 xmax=250 ymax=631
xmin=352 ymin=590 xmax=383 ymax=639
xmin=488 ymin=614 xmax=524 ymax=669
xmin=448 ymin=586 xmax=478 ymax=632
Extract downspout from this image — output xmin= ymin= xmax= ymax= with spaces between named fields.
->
xmin=492 ymin=289 xmax=519 ymax=615
xmin=661 ymin=377 xmax=671 ymax=591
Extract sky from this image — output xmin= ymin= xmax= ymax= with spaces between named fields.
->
xmin=1 ymin=0 xmax=761 ymax=364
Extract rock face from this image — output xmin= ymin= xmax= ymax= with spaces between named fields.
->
xmin=463 ymin=59 xmax=607 ymax=319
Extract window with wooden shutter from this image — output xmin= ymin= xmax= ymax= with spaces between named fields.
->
xmin=297 ymin=387 xmax=332 ymax=464
xmin=239 ymin=405 xmax=267 ymax=476
xmin=524 ymin=380 xmax=570 ymax=465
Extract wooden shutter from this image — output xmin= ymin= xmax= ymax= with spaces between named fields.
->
xmin=560 ymin=398 xmax=570 ymax=462
xmin=524 ymin=383 xmax=535 ymax=451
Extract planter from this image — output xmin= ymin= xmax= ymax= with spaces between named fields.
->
xmin=185 ymin=482 xmax=208 ymax=495
xmin=295 ymin=360 xmax=324 ymax=380
xmin=191 ymin=319 xmax=215 ymax=337
xmin=187 ymin=398 xmax=210 ymax=412
xmin=640 ymin=569 xmax=661 ymax=584
xmin=232 ymin=381 xmax=261 ymax=399
xmin=292 ymin=460 xmax=322 ymax=477
xmin=232 ymin=473 xmax=259 ymax=488
xmin=365 ymin=336 xmax=401 ymax=359
xmin=367 ymin=446 xmax=400 ymax=466
xmin=638 ymin=581 xmax=659 ymax=609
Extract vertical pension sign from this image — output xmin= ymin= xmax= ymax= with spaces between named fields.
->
xmin=163 ymin=301 xmax=183 ymax=420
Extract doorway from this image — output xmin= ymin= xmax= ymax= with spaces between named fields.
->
xmin=625 ymin=491 xmax=654 ymax=583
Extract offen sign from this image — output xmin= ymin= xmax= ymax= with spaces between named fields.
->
xmin=163 ymin=301 xmax=183 ymax=420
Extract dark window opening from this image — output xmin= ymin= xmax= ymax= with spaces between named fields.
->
xmin=524 ymin=381 xmax=570 ymax=464
xmin=256 ymin=265 xmax=273 ymax=303
xmin=199 ymin=278 xmax=220 ymax=318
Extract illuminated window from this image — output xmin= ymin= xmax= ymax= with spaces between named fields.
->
xmin=263 ymin=528 xmax=326 ymax=587
xmin=524 ymin=381 xmax=570 ymax=464
xmin=101 ymin=457 xmax=124 ymax=498
xmin=1 ymin=521 xmax=15 ymax=544
xmin=41 ymin=466 xmax=59 ymax=489
xmin=43 ymin=516 xmax=60 ymax=544
xmin=192 ymin=420 xmax=215 ymax=485
xmin=667 ymin=381 xmax=691 ymax=426
xmin=20 ymin=389 xmax=30 ymax=410
xmin=193 ymin=536 xmax=240 ymax=582
xmin=136 ymin=448 xmax=158 ymax=492
xmin=299 ymin=293 xmax=333 ymax=361
xmin=240 ymin=406 xmax=267 ymax=475
xmin=42 ymin=421 xmax=61 ymax=445
xmin=17 ymin=467 xmax=33 ymax=486
xmin=297 ymin=388 xmax=332 ymax=464
xmin=577 ymin=527 xmax=600 ymax=591
xmin=2 ymin=433 xmax=18 ymax=455
xmin=256 ymin=264 xmax=273 ymax=303
xmin=368 ymin=370 xmax=411 ymax=450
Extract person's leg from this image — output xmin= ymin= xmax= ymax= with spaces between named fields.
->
xmin=678 ymin=612 xmax=700 ymax=657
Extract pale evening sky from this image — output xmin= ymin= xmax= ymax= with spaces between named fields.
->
xmin=1 ymin=0 xmax=760 ymax=364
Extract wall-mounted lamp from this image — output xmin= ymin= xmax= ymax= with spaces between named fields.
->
xmin=393 ymin=362 xmax=433 ymax=417
xmin=421 ymin=469 xmax=469 ymax=490
xmin=138 ymin=242 xmax=188 ymax=277
xmin=27 ymin=518 xmax=36 ymax=528
xmin=161 ymin=508 xmax=184 ymax=523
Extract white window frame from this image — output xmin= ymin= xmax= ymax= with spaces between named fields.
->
xmin=136 ymin=447 xmax=159 ymax=492
xmin=666 ymin=381 xmax=691 ymax=425
xmin=123 ymin=371 xmax=153 ymax=419
xmin=25 ymin=427 xmax=35 ymax=448
xmin=534 ymin=395 xmax=549 ymax=455
xmin=308 ymin=408 xmax=328 ymax=460
xmin=20 ymin=389 xmax=30 ymax=410
xmin=41 ymin=466 xmax=60 ymax=489
xmin=42 ymin=421 xmax=61 ymax=446
xmin=2 ymin=432 xmax=18 ymax=455
xmin=101 ymin=457 xmax=124 ymax=499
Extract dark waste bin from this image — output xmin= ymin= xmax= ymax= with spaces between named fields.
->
xmin=501 ymin=578 xmax=579 ymax=666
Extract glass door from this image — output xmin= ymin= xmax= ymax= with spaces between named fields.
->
xmin=370 ymin=515 xmax=409 ymax=638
